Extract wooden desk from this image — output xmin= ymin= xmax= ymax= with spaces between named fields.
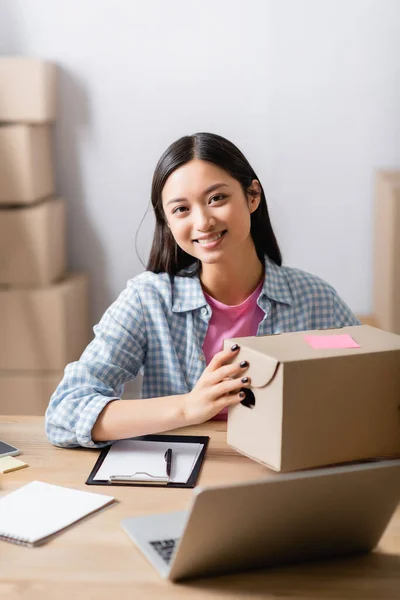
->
xmin=1 ymin=416 xmax=400 ymax=600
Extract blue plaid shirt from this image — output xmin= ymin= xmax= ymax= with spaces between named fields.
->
xmin=45 ymin=256 xmax=360 ymax=448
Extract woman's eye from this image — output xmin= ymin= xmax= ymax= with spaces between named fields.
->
xmin=172 ymin=206 xmax=188 ymax=215
xmin=209 ymin=194 xmax=225 ymax=204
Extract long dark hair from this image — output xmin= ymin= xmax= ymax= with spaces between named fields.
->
xmin=147 ymin=132 xmax=282 ymax=274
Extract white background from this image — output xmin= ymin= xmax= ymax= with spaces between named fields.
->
xmin=1 ymin=0 xmax=399 ymax=325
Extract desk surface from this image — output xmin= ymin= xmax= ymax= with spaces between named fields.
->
xmin=1 ymin=416 xmax=400 ymax=600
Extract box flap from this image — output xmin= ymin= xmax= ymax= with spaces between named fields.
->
xmin=239 ymin=346 xmax=279 ymax=388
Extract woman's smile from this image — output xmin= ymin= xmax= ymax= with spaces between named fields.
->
xmin=194 ymin=230 xmax=227 ymax=247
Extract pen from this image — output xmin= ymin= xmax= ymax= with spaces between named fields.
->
xmin=164 ymin=448 xmax=173 ymax=478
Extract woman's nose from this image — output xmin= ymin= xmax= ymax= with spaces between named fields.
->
xmin=194 ymin=207 xmax=215 ymax=231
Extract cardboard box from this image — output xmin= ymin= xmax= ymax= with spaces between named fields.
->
xmin=225 ymin=325 xmax=400 ymax=472
xmin=373 ymin=171 xmax=400 ymax=334
xmin=0 ymin=371 xmax=62 ymax=415
xmin=0 ymin=273 xmax=90 ymax=371
xmin=0 ymin=57 xmax=56 ymax=123
xmin=0 ymin=124 xmax=54 ymax=205
xmin=0 ymin=197 xmax=66 ymax=285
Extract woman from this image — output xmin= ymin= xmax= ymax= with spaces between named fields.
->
xmin=45 ymin=132 xmax=359 ymax=448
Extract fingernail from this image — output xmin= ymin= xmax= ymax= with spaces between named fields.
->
xmin=239 ymin=391 xmax=245 ymax=398
xmin=240 ymin=361 xmax=248 ymax=368
xmin=241 ymin=376 xmax=249 ymax=383
xmin=231 ymin=344 xmax=239 ymax=352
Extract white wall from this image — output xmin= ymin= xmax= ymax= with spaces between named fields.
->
xmin=1 ymin=0 xmax=399 ymax=325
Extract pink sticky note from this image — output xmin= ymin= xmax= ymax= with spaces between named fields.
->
xmin=304 ymin=334 xmax=360 ymax=349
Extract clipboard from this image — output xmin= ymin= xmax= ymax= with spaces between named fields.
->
xmin=86 ymin=434 xmax=209 ymax=489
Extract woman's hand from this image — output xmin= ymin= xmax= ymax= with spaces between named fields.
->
xmin=182 ymin=344 xmax=250 ymax=425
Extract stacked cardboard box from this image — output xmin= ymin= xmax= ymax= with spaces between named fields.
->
xmin=373 ymin=171 xmax=400 ymax=334
xmin=0 ymin=58 xmax=90 ymax=415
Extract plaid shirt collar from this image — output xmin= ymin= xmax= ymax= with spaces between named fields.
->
xmin=172 ymin=255 xmax=293 ymax=313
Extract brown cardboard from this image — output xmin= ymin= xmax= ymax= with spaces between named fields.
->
xmin=225 ymin=325 xmax=400 ymax=472
xmin=0 ymin=124 xmax=54 ymax=205
xmin=0 ymin=197 xmax=66 ymax=285
xmin=0 ymin=273 xmax=90 ymax=371
xmin=0 ymin=371 xmax=62 ymax=415
xmin=0 ymin=57 xmax=56 ymax=123
xmin=373 ymin=171 xmax=400 ymax=334
xmin=356 ymin=314 xmax=380 ymax=327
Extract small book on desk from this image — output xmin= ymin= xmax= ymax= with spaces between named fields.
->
xmin=0 ymin=481 xmax=116 ymax=547
xmin=86 ymin=434 xmax=209 ymax=488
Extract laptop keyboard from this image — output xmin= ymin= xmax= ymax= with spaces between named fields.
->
xmin=149 ymin=538 xmax=180 ymax=564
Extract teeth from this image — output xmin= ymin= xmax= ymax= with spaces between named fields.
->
xmin=197 ymin=232 xmax=224 ymax=245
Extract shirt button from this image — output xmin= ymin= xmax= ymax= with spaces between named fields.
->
xmin=201 ymin=307 xmax=208 ymax=316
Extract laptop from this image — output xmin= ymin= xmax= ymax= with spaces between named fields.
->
xmin=121 ymin=459 xmax=400 ymax=581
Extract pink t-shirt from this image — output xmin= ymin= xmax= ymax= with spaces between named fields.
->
xmin=202 ymin=280 xmax=264 ymax=420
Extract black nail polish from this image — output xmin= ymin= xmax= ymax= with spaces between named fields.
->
xmin=231 ymin=344 xmax=239 ymax=352
xmin=241 ymin=376 xmax=249 ymax=383
xmin=240 ymin=361 xmax=248 ymax=368
xmin=239 ymin=391 xmax=245 ymax=398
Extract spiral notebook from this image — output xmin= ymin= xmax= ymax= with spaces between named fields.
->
xmin=0 ymin=481 xmax=116 ymax=547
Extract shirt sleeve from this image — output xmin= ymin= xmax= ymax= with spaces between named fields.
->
xmin=45 ymin=281 xmax=147 ymax=448
xmin=332 ymin=289 xmax=361 ymax=328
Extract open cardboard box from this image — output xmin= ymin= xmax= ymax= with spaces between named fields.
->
xmin=224 ymin=325 xmax=400 ymax=472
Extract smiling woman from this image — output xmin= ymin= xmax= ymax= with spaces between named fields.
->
xmin=45 ymin=133 xmax=360 ymax=448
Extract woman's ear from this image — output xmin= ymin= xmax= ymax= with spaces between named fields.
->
xmin=247 ymin=180 xmax=261 ymax=213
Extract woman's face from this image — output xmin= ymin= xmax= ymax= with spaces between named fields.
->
xmin=161 ymin=159 xmax=260 ymax=266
